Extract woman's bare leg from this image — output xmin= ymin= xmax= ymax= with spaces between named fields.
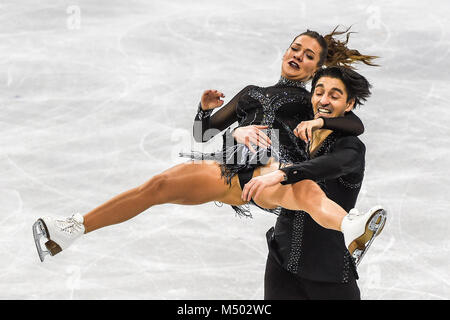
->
xmin=251 ymin=165 xmax=346 ymax=231
xmin=83 ymin=160 xmax=245 ymax=233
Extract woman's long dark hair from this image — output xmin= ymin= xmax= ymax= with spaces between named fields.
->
xmin=295 ymin=26 xmax=379 ymax=69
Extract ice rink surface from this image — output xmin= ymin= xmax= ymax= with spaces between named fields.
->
xmin=0 ymin=0 xmax=449 ymax=300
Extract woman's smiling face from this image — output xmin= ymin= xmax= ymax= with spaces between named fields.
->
xmin=281 ymin=35 xmax=323 ymax=82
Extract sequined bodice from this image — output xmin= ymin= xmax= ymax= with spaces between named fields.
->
xmin=235 ymin=78 xmax=312 ymax=163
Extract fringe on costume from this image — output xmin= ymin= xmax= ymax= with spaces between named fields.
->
xmin=179 ymin=144 xmax=282 ymax=218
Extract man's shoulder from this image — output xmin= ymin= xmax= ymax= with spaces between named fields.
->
xmin=334 ymin=134 xmax=366 ymax=153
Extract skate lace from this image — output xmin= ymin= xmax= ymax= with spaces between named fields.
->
xmin=57 ymin=216 xmax=84 ymax=234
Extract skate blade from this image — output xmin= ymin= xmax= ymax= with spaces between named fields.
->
xmin=349 ymin=208 xmax=387 ymax=266
xmin=32 ymin=219 xmax=51 ymax=262
xmin=32 ymin=219 xmax=63 ymax=262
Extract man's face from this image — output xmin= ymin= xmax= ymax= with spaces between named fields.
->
xmin=311 ymin=76 xmax=355 ymax=119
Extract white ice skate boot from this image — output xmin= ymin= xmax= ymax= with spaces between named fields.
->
xmin=32 ymin=213 xmax=85 ymax=262
xmin=341 ymin=206 xmax=387 ymax=266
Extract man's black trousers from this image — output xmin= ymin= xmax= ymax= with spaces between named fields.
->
xmin=264 ymin=255 xmax=361 ymax=300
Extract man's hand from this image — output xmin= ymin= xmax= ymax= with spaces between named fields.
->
xmin=201 ymin=90 xmax=225 ymax=110
xmin=294 ymin=118 xmax=324 ymax=142
xmin=232 ymin=125 xmax=271 ymax=153
xmin=241 ymin=170 xmax=285 ymax=202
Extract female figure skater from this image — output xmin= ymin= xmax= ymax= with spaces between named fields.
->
xmin=32 ymin=27 xmax=384 ymax=263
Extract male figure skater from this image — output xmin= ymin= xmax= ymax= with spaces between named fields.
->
xmin=241 ymin=66 xmax=385 ymax=300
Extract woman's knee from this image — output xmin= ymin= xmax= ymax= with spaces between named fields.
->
xmin=137 ymin=173 xmax=169 ymax=197
xmin=293 ymin=180 xmax=324 ymax=207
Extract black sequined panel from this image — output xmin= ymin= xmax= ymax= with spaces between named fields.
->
xmin=286 ymin=211 xmax=306 ymax=274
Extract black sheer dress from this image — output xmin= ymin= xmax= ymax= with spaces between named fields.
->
xmin=180 ymin=76 xmax=364 ymax=216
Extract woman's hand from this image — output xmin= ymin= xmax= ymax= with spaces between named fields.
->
xmin=293 ymin=118 xmax=324 ymax=142
xmin=232 ymin=125 xmax=271 ymax=153
xmin=201 ymin=90 xmax=225 ymax=110
xmin=241 ymin=170 xmax=285 ymax=202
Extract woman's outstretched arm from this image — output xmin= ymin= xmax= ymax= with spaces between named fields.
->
xmin=193 ymin=86 xmax=251 ymax=143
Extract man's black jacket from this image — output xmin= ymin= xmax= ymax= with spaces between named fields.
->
xmin=267 ymin=132 xmax=365 ymax=283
